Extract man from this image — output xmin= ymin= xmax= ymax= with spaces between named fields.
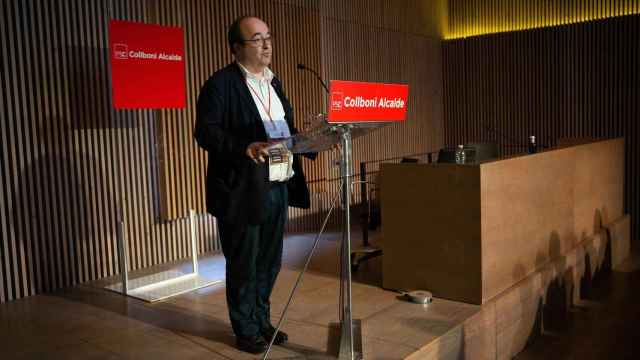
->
xmin=194 ymin=16 xmax=314 ymax=354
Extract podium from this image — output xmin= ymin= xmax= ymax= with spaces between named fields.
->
xmin=380 ymin=138 xmax=625 ymax=305
xmin=262 ymin=81 xmax=409 ymax=360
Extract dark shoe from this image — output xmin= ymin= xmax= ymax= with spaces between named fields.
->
xmin=236 ymin=335 xmax=268 ymax=354
xmin=262 ymin=326 xmax=288 ymax=345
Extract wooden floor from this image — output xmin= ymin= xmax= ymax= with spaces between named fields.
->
xmin=516 ymin=252 xmax=640 ymax=360
xmin=0 ymin=230 xmax=481 ymax=359
xmin=1 ymin=229 xmax=638 ymax=359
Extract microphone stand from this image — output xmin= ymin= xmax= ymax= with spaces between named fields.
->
xmin=292 ymin=64 xmax=363 ymax=359
xmin=297 ymin=63 xmax=329 ymax=112
xmin=297 ymin=63 xmax=329 ymax=93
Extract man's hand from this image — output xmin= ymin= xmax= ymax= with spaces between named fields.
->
xmin=246 ymin=142 xmax=271 ymax=163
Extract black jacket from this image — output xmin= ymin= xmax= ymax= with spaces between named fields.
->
xmin=194 ymin=62 xmax=313 ymax=225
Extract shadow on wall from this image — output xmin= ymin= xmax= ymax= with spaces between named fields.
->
xmin=581 ymin=236 xmax=613 ymax=301
xmin=441 ymin=225 xmax=620 ymax=358
xmin=67 ymin=45 xmax=138 ymax=130
xmin=522 ymin=226 xmax=615 ymax=346
xmin=509 ymin=261 xmax=544 ymax=357
xmin=2 ymin=19 xmax=173 ymax=300
xmin=7 ymin=43 xmax=133 ymax=297
xmin=509 ymin=231 xmax=564 ymax=357
xmin=10 ymin=118 xmax=119 ymax=296
xmin=65 ymin=44 xmax=176 ymax=222
xmin=543 ymin=232 xmax=572 ymax=333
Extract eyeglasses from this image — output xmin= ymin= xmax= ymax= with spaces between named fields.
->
xmin=242 ymin=35 xmax=273 ymax=47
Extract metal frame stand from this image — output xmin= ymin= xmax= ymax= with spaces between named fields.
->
xmin=335 ymin=125 xmax=363 ymax=360
xmin=105 ymin=209 xmax=222 ymax=302
xmin=262 ymin=124 xmax=363 ymax=360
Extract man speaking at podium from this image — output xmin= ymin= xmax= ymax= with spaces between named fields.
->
xmin=194 ymin=16 xmax=313 ymax=354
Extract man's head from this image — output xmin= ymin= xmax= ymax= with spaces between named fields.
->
xmin=228 ymin=16 xmax=272 ymax=72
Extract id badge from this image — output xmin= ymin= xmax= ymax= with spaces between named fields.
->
xmin=264 ymin=118 xmax=291 ymax=140
xmin=267 ymin=143 xmax=294 ymax=182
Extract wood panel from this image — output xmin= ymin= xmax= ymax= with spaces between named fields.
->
xmin=0 ymin=0 xmax=233 ymax=303
xmin=1 ymin=0 xmax=445 ymax=303
xmin=306 ymin=0 xmax=444 ymax=230
xmin=405 ymin=229 xmax=606 ymax=359
xmin=481 ymin=139 xmax=624 ymax=302
xmin=381 ymin=139 xmax=625 ymax=304
xmin=443 ymin=14 xmax=640 ymax=246
xmin=158 ymin=0 xmax=446 ymax=231
xmin=155 ymin=0 xmax=254 ymax=221
xmin=446 ymin=0 xmax=640 ymax=39
xmin=381 ymin=162 xmax=483 ymax=303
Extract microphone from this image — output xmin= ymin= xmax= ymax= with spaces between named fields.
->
xmin=297 ymin=63 xmax=329 ymax=94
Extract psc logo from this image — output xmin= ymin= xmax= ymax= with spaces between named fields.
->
xmin=330 ymin=91 xmax=343 ymax=111
xmin=113 ymin=44 xmax=129 ymax=59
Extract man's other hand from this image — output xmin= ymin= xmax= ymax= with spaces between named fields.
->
xmin=246 ymin=142 xmax=271 ymax=163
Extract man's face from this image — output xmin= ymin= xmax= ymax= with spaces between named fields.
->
xmin=235 ymin=17 xmax=272 ymax=69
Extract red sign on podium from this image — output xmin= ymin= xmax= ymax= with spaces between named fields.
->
xmin=109 ymin=20 xmax=186 ymax=109
xmin=328 ymin=80 xmax=409 ymax=123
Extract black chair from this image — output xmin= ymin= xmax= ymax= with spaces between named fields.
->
xmin=437 ymin=148 xmax=457 ymax=163
xmin=466 ymin=142 xmax=499 ymax=161
xmin=438 ymin=147 xmax=477 ymax=163
xmin=438 ymin=143 xmax=498 ymax=164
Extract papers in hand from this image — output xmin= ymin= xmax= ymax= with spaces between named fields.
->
xmin=267 ymin=143 xmax=294 ymax=182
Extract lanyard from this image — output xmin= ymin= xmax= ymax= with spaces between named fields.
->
xmin=245 ymin=77 xmax=273 ymax=125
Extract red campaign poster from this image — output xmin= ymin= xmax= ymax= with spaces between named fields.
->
xmin=327 ymin=80 xmax=409 ymax=123
xmin=109 ymin=20 xmax=185 ymax=109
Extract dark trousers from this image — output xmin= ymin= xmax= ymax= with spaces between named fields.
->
xmin=218 ymin=183 xmax=288 ymax=338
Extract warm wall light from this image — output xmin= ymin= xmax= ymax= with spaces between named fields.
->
xmin=445 ymin=0 xmax=640 ymax=39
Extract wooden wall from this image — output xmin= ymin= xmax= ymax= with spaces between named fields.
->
xmin=157 ymin=0 xmax=446 ymax=229
xmin=447 ymin=0 xmax=640 ymax=39
xmin=381 ymin=139 xmax=625 ymax=305
xmin=289 ymin=0 xmax=445 ymax=230
xmin=443 ymin=14 xmax=640 ymax=245
xmin=0 ymin=0 xmax=445 ymax=303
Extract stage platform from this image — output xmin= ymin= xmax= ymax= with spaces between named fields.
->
xmin=0 ymin=225 xmax=634 ymax=359
xmin=0 ymin=258 xmax=479 ymax=359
